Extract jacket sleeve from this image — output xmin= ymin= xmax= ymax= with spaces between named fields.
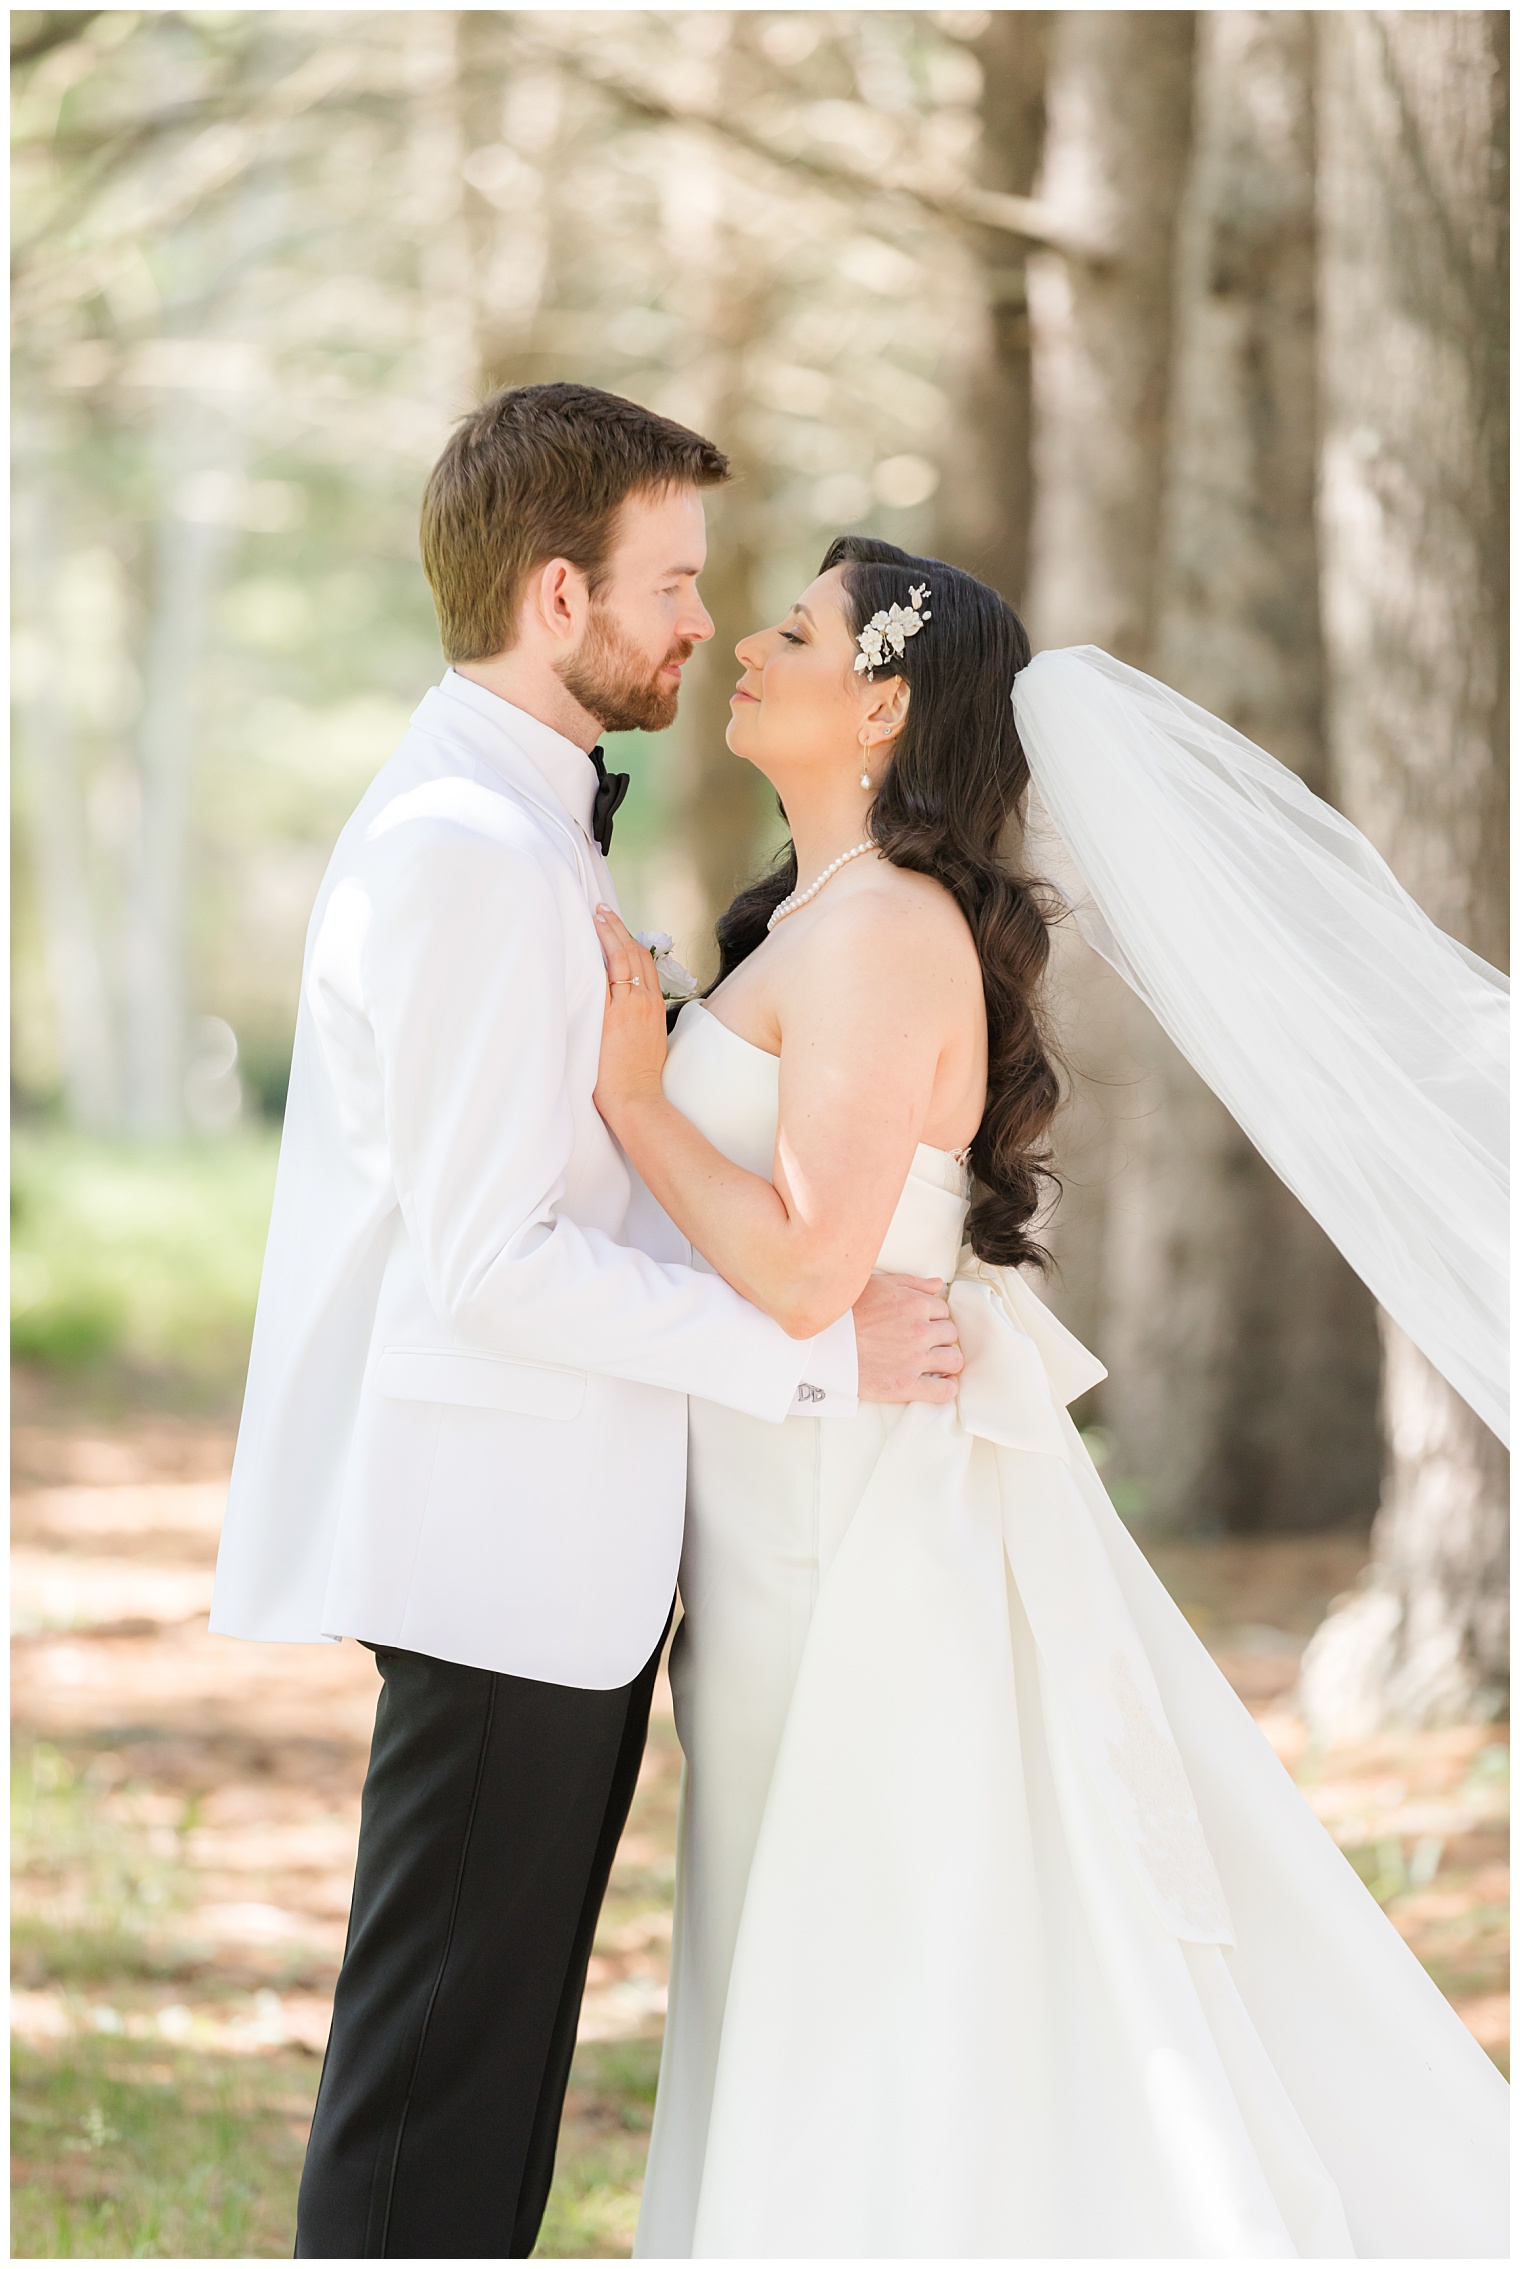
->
xmin=360 ymin=824 xmax=857 ymax=1422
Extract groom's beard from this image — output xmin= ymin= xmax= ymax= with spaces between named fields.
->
xmin=557 ymin=604 xmax=694 ymax=734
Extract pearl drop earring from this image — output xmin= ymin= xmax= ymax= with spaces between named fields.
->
xmin=859 ymin=768 xmax=872 ymax=790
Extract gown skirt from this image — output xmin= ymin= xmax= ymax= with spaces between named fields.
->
xmin=632 ymin=1003 xmax=1508 ymax=2260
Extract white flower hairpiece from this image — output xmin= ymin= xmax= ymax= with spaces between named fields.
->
xmin=853 ymin=583 xmax=932 ymax=676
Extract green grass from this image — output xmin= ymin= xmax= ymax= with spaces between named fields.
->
xmin=11 ymin=2035 xmax=318 ymax=2259
xmin=11 ymin=2031 xmax=651 ymax=2261
xmin=10 ymin=1129 xmax=279 ymax=1403
xmin=535 ymin=2040 xmax=661 ymax=2259
xmin=13 ymin=1743 xmax=196 ymax=1965
xmin=12 ymin=1741 xmax=305 ymax=2257
xmin=12 ymin=1741 xmax=321 ymax=2258
xmin=12 ymin=1739 xmax=661 ymax=2255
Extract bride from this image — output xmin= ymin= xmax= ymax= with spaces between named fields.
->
xmin=590 ymin=537 xmax=1507 ymax=2259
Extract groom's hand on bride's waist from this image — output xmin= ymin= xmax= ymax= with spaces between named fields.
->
xmin=852 ymin=1275 xmax=963 ymax=1404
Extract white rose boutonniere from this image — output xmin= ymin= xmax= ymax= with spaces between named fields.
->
xmin=636 ymin=931 xmax=702 ymax=1007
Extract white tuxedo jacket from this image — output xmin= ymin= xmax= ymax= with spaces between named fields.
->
xmin=210 ymin=671 xmax=857 ymax=1687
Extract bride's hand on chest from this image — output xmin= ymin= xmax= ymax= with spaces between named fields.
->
xmin=591 ymin=908 xmax=668 ymax=1128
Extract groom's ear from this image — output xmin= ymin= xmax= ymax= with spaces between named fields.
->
xmin=524 ymin=554 xmax=593 ymax=650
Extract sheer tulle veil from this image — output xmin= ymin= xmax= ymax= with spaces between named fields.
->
xmin=1011 ymin=646 xmax=1509 ymax=1446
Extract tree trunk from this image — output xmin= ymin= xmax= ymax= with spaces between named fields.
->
xmin=1300 ymin=10 xmax=1508 ymax=1735
xmin=675 ymin=470 xmax=773 ymax=964
xmin=1105 ymin=10 xmax=1382 ymax=1536
xmin=128 ymin=395 xmax=240 ymax=1139
xmin=1022 ymin=11 xmax=1195 ymax=1384
xmin=1301 ymin=1322 xmax=1508 ymax=1739
xmin=14 ymin=448 xmax=122 ymax=1131
xmin=653 ymin=23 xmax=781 ymax=972
xmin=462 ymin=11 xmax=557 ymax=388
xmin=128 ymin=154 xmax=284 ymax=1141
xmin=1024 ymin=10 xmax=1197 ymax=664
xmin=411 ymin=10 xmax=477 ymax=420
xmin=938 ymin=13 xmax=1051 ymax=607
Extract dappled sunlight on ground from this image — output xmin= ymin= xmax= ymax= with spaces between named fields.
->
xmin=11 ymin=1409 xmax=680 ymax=2258
xmin=12 ymin=1416 xmax=1508 ymax=2257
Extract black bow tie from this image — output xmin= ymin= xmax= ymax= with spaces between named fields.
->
xmin=588 ymin=745 xmax=630 ymax=855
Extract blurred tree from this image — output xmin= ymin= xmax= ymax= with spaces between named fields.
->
xmin=1024 ymin=9 xmax=1196 ymax=664
xmin=11 ymin=13 xmax=103 ymax=70
xmin=131 ymin=375 xmax=251 ymax=1137
xmin=13 ymin=425 xmax=122 ymax=1128
xmin=672 ymin=383 xmax=779 ymax=973
xmin=408 ymin=10 xmax=477 ymax=417
xmin=11 ymin=13 xmax=472 ymax=1127
xmin=1103 ymin=10 xmax=1382 ymax=1536
xmin=937 ymin=12 xmax=1051 ymax=606
xmin=1020 ymin=10 xmax=1197 ymax=1488
xmin=1301 ymin=12 xmax=1509 ymax=1733
xmin=649 ymin=19 xmax=778 ymax=962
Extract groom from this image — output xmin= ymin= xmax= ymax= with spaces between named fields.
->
xmin=210 ymin=382 xmax=962 ymax=2258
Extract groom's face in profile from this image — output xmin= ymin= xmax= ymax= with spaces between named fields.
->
xmin=556 ymin=485 xmax=714 ymax=734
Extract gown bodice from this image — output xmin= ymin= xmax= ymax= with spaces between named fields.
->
xmin=662 ymin=1001 xmax=971 ymax=1283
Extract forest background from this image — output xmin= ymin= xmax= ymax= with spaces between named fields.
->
xmin=10 ymin=8 xmax=1509 ymax=2257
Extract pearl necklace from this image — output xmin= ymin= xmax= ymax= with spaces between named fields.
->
xmin=767 ymin=840 xmax=876 ymax=930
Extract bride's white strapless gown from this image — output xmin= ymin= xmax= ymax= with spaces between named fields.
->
xmin=634 ymin=1003 xmax=1507 ymax=2260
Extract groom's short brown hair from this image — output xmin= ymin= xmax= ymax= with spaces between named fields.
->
xmin=420 ymin=382 xmax=730 ymax=662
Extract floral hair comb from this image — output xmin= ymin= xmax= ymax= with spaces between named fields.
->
xmin=853 ymin=584 xmax=931 ymax=676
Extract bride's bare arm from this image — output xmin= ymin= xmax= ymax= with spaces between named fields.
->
xmin=592 ymin=893 xmax=980 ymax=1338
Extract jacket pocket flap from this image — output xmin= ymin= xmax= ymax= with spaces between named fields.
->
xmin=375 ymin=1347 xmax=586 ymax=1420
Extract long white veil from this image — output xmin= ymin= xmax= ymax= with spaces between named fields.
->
xmin=1012 ymin=646 xmax=1508 ymax=1446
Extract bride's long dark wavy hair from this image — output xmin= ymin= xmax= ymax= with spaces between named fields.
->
xmin=712 ymin=536 xmax=1062 ymax=1270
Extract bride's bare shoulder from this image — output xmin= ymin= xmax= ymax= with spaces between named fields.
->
xmin=808 ymin=860 xmax=980 ymax=987
xmin=821 ymin=853 xmax=975 ymax=952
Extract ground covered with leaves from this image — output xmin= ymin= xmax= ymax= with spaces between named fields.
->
xmin=12 ymin=1403 xmax=1507 ymax=2257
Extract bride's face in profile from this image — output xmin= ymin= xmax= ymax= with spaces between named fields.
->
xmin=727 ymin=565 xmax=907 ymax=789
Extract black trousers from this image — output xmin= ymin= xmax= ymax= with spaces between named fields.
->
xmin=295 ymin=1623 xmax=667 ymax=2259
